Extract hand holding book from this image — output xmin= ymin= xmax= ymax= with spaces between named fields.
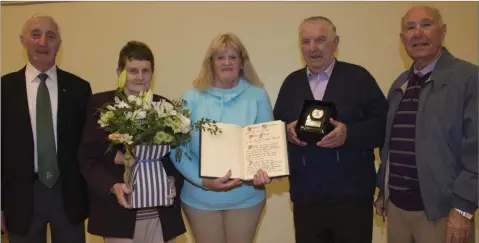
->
xmin=252 ymin=169 xmax=272 ymax=187
xmin=201 ymin=169 xmax=272 ymax=191
xmin=201 ymin=170 xmax=242 ymax=191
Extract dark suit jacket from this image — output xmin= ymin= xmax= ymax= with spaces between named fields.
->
xmin=78 ymin=90 xmax=186 ymax=241
xmin=1 ymin=66 xmax=92 ymax=235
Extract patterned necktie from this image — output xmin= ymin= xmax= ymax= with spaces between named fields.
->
xmin=408 ymin=72 xmax=423 ymax=102
xmin=36 ymin=73 xmax=59 ymax=188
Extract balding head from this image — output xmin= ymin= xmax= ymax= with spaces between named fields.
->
xmin=400 ymin=5 xmax=446 ymax=70
xmin=401 ymin=5 xmax=444 ymax=31
xmin=20 ymin=14 xmax=62 ymax=72
xmin=21 ymin=14 xmax=61 ymax=40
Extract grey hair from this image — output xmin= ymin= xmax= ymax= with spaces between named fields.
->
xmin=300 ymin=16 xmax=337 ymax=34
xmin=20 ymin=14 xmax=62 ymax=40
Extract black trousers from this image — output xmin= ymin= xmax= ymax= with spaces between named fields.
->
xmin=293 ymin=200 xmax=373 ymax=243
xmin=8 ymin=180 xmax=85 ymax=243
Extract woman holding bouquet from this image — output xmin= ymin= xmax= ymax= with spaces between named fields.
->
xmin=78 ymin=41 xmax=185 ymax=243
xmin=170 ymin=33 xmax=274 ymax=243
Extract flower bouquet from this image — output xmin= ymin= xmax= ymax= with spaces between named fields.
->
xmin=97 ymin=71 xmax=220 ymax=208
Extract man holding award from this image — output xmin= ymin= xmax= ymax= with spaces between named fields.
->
xmin=273 ymin=16 xmax=388 ymax=243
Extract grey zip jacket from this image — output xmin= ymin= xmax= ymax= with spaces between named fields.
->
xmin=377 ymin=48 xmax=478 ymax=220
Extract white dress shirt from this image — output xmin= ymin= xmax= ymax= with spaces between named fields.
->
xmin=25 ymin=62 xmax=58 ymax=172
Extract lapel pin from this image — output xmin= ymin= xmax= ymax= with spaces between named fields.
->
xmin=62 ymin=89 xmax=66 ymax=92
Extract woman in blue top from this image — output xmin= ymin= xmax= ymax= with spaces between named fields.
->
xmin=170 ymin=33 xmax=274 ymax=243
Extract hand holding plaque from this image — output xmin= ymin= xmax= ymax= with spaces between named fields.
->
xmin=316 ymin=118 xmax=347 ymax=148
xmin=294 ymin=100 xmax=338 ymax=144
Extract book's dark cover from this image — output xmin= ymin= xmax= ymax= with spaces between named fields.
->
xmin=198 ymin=129 xmax=217 ymax=180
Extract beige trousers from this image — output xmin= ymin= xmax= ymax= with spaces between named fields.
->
xmin=104 ymin=217 xmax=174 ymax=243
xmin=182 ymin=200 xmax=265 ymax=243
xmin=388 ymin=201 xmax=475 ymax=243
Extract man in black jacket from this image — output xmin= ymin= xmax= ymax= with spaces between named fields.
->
xmin=273 ymin=16 xmax=388 ymax=243
xmin=1 ymin=15 xmax=91 ymax=243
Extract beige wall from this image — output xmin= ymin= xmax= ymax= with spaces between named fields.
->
xmin=1 ymin=2 xmax=478 ymax=243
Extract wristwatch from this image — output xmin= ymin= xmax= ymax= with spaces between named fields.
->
xmin=455 ymin=208 xmax=474 ymax=220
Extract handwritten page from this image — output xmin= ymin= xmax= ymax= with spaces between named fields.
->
xmin=200 ymin=120 xmax=289 ymax=180
xmin=242 ymin=120 xmax=289 ymax=180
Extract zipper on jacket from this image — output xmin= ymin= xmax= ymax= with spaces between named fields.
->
xmin=302 ymin=156 xmax=306 ymax=167
xmin=336 ymin=149 xmax=340 ymax=162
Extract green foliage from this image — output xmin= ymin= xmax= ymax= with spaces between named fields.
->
xmin=97 ymin=88 xmax=221 ymax=162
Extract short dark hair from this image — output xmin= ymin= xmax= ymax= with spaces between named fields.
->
xmin=117 ymin=41 xmax=155 ymax=72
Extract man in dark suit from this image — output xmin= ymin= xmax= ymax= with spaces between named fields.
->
xmin=273 ymin=16 xmax=388 ymax=243
xmin=1 ymin=15 xmax=92 ymax=243
xmin=78 ymin=41 xmax=185 ymax=243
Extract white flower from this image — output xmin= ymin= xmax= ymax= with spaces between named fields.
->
xmin=152 ymin=102 xmax=162 ymax=117
xmin=98 ymin=111 xmax=114 ymax=127
xmin=106 ymin=105 xmax=116 ymax=111
xmin=126 ymin=95 xmax=143 ymax=107
xmin=98 ymin=120 xmax=108 ymax=128
xmin=116 ymin=100 xmax=129 ymax=109
xmin=179 ymin=114 xmax=191 ymax=133
xmin=142 ymin=101 xmax=152 ymax=110
xmin=135 ymin=96 xmax=143 ymax=106
xmin=153 ymin=100 xmax=176 ymax=118
xmin=125 ymin=111 xmax=134 ymax=120
xmin=123 ymin=134 xmax=133 ymax=145
xmin=162 ymin=100 xmax=174 ymax=111
xmin=164 ymin=101 xmax=177 ymax=115
xmin=114 ymin=96 xmax=130 ymax=109
xmin=133 ymin=109 xmax=146 ymax=120
xmin=127 ymin=95 xmax=137 ymax=103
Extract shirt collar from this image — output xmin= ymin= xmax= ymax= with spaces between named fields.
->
xmin=400 ymin=54 xmax=441 ymax=92
xmin=26 ymin=61 xmax=57 ymax=83
xmin=413 ymin=55 xmax=440 ymax=76
xmin=307 ymin=58 xmax=336 ymax=79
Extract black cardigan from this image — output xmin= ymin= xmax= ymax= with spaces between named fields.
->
xmin=274 ymin=61 xmax=388 ymax=204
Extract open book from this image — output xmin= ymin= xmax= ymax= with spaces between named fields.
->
xmin=199 ymin=120 xmax=289 ymax=181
